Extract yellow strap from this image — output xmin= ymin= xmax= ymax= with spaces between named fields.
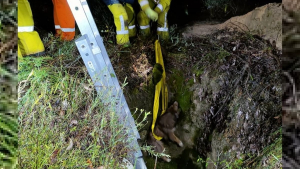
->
xmin=152 ymin=40 xmax=168 ymax=140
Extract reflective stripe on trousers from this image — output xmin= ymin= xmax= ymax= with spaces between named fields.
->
xmin=129 ymin=25 xmax=136 ymax=29
xmin=18 ymin=26 xmax=34 ymax=32
xmin=157 ymin=4 xmax=163 ymax=12
xmin=139 ymin=0 xmax=149 ymax=8
xmin=116 ymin=15 xmax=129 ymax=35
xmin=140 ymin=25 xmax=150 ymax=29
xmin=55 ymin=25 xmax=75 ymax=32
xmin=157 ymin=12 xmax=168 ymax=32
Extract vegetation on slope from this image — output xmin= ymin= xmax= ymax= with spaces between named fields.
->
xmin=0 ymin=1 xmax=18 ymax=168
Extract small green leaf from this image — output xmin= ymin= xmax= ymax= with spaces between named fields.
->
xmin=110 ymin=73 xmax=116 ymax=78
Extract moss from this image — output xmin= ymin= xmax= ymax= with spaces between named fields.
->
xmin=217 ymin=48 xmax=230 ymax=62
xmin=144 ymin=156 xmax=177 ymax=169
xmin=168 ymin=70 xmax=193 ymax=112
xmin=176 ymin=148 xmax=205 ymax=169
xmin=193 ymin=67 xmax=205 ymax=77
xmin=144 ymin=148 xmax=204 ymax=169
xmin=223 ymin=146 xmax=229 ymax=152
xmin=255 ymin=129 xmax=282 ymax=169
xmin=208 ymin=133 xmax=213 ymax=142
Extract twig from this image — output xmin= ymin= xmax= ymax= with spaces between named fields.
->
xmin=154 ymin=156 xmax=157 ymax=169
xmin=288 ymin=58 xmax=300 ymax=72
xmin=227 ymin=21 xmax=251 ymax=33
xmin=0 ymin=33 xmax=17 ymax=55
xmin=283 ymin=71 xmax=298 ymax=106
xmin=0 ymin=10 xmax=17 ymax=27
xmin=212 ymin=63 xmax=249 ymax=119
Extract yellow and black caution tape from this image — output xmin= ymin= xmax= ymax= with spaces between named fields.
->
xmin=151 ymin=40 xmax=168 ymax=140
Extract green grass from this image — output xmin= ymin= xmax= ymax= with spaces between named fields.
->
xmin=18 ymin=35 xmax=151 ymax=168
xmin=0 ymin=1 xmax=18 ymax=168
xmin=0 ymin=68 xmax=18 ymax=169
xmin=253 ymin=128 xmax=282 ymax=169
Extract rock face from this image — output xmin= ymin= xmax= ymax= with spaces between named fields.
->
xmin=183 ymin=3 xmax=282 ymax=50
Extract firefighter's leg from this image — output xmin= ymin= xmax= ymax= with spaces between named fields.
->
xmin=124 ymin=3 xmax=136 ymax=38
xmin=52 ymin=0 xmax=75 ymax=41
xmin=18 ymin=0 xmax=45 ymax=56
xmin=137 ymin=10 xmax=150 ymax=37
xmin=157 ymin=7 xmax=170 ymax=41
xmin=108 ymin=3 xmax=130 ymax=45
xmin=52 ymin=0 xmax=61 ymax=37
xmin=137 ymin=0 xmax=156 ymax=37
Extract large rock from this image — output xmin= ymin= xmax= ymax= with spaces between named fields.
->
xmin=183 ymin=3 xmax=282 ymax=50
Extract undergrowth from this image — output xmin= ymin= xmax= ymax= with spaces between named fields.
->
xmin=18 ymin=34 xmax=153 ymax=168
xmin=0 ymin=0 xmax=18 ymax=168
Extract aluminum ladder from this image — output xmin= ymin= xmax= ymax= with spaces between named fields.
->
xmin=66 ymin=0 xmax=147 ymax=168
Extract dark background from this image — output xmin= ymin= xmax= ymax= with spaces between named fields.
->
xmin=28 ymin=0 xmax=282 ymax=36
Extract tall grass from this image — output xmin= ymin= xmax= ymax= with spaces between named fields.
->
xmin=1 ymin=0 xmax=18 ymax=168
xmin=0 ymin=68 xmax=18 ymax=168
xmin=18 ymin=35 xmax=149 ymax=168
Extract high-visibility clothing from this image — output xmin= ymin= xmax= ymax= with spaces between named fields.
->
xmin=152 ymin=0 xmax=171 ymax=14
xmin=124 ymin=3 xmax=136 ymax=38
xmin=52 ymin=0 xmax=75 ymax=41
xmin=18 ymin=46 xmax=23 ymax=58
xmin=18 ymin=0 xmax=45 ymax=57
xmin=108 ymin=4 xmax=130 ymax=45
xmin=103 ymin=0 xmax=136 ymax=45
xmin=137 ymin=0 xmax=171 ymax=40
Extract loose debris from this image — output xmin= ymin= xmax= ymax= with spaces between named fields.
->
xmin=283 ymin=0 xmax=300 ymax=168
xmin=18 ymin=12 xmax=282 ymax=168
xmin=0 ymin=0 xmax=18 ymax=168
xmin=186 ymin=29 xmax=281 ymax=168
xmin=107 ymin=27 xmax=281 ymax=168
xmin=18 ymin=36 xmax=134 ymax=168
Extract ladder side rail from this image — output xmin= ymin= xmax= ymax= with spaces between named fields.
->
xmin=67 ymin=1 xmax=146 ymax=168
xmin=72 ymin=0 xmax=140 ymax=139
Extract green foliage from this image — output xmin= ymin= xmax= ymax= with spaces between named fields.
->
xmin=0 ymin=0 xmax=17 ymax=40
xmin=18 ymin=35 xmax=150 ymax=168
xmin=169 ymin=70 xmax=192 ymax=112
xmin=217 ymin=47 xmax=230 ymax=61
xmin=203 ymin=0 xmax=238 ymax=19
xmin=196 ymin=129 xmax=282 ymax=168
xmin=141 ymin=145 xmax=170 ymax=159
xmin=197 ymin=155 xmax=245 ymax=169
xmin=204 ymin=0 xmax=232 ymax=10
xmin=254 ymin=128 xmax=282 ymax=168
xmin=0 ymin=68 xmax=18 ymax=168
xmin=0 ymin=1 xmax=18 ymax=168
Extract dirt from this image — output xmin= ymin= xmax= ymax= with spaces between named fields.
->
xmin=0 ymin=1 xmax=18 ymax=168
xmin=15 ymin=0 xmax=284 ymax=168
xmin=73 ymin=4 xmax=283 ymax=167
xmin=182 ymin=3 xmax=282 ymax=50
xmin=282 ymin=0 xmax=300 ymax=168
xmin=105 ymin=22 xmax=282 ymax=168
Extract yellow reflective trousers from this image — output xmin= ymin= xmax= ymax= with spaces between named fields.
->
xmin=137 ymin=0 xmax=171 ymax=40
xmin=108 ymin=3 xmax=136 ymax=45
xmin=18 ymin=0 xmax=45 ymax=57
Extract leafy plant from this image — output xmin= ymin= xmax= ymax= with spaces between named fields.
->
xmin=18 ymin=34 xmax=155 ymax=168
xmin=0 ymin=68 xmax=18 ymax=168
xmin=0 ymin=0 xmax=18 ymax=168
